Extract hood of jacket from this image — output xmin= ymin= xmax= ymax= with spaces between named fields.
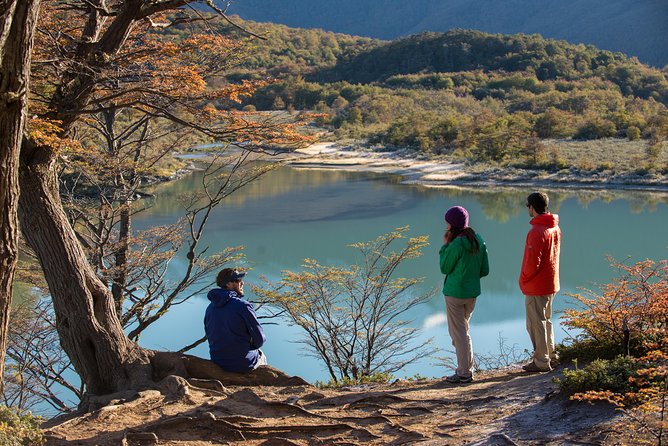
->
xmin=207 ymin=288 xmax=243 ymax=308
xmin=530 ymin=212 xmax=559 ymax=228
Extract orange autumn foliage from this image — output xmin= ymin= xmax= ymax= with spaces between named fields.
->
xmin=564 ymin=259 xmax=668 ymax=444
xmin=27 ymin=118 xmax=81 ymax=153
xmin=31 ymin=4 xmax=311 ymax=150
xmin=564 ymin=259 xmax=668 ymax=355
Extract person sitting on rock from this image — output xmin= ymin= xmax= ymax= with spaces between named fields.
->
xmin=204 ymin=268 xmax=267 ymax=373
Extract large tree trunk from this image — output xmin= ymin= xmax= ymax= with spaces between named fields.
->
xmin=0 ymin=0 xmax=41 ymax=393
xmin=13 ymin=0 xmax=186 ymax=396
xmin=18 ymin=147 xmax=153 ymax=395
xmin=16 ymin=0 xmax=271 ymax=399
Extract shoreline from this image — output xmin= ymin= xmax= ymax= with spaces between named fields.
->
xmin=285 ymin=142 xmax=668 ymax=194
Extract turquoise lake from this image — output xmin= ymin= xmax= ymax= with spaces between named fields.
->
xmin=133 ymin=166 xmax=668 ymax=383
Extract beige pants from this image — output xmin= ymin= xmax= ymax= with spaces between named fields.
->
xmin=524 ymin=294 xmax=556 ymax=370
xmin=446 ymin=296 xmax=477 ymax=378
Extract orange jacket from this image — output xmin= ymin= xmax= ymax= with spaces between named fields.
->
xmin=519 ymin=213 xmax=561 ymax=296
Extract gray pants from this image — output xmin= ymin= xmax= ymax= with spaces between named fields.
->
xmin=446 ymin=296 xmax=477 ymax=378
xmin=525 ymin=294 xmax=556 ymax=370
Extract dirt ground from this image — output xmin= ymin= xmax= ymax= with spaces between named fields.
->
xmin=43 ymin=364 xmax=637 ymax=446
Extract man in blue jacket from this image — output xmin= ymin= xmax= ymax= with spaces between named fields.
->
xmin=204 ymin=268 xmax=267 ymax=373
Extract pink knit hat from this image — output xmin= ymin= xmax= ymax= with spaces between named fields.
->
xmin=444 ymin=206 xmax=469 ymax=229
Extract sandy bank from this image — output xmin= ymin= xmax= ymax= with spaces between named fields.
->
xmin=286 ymin=142 xmax=668 ymax=193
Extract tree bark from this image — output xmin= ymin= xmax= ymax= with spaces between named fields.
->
xmin=16 ymin=0 xmax=272 ymax=398
xmin=18 ymin=151 xmax=153 ymax=395
xmin=112 ymin=203 xmax=130 ymax=316
xmin=15 ymin=0 xmax=190 ymax=396
xmin=0 ymin=0 xmax=41 ymax=394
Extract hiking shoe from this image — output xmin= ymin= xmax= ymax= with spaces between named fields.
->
xmin=445 ymin=373 xmax=473 ymax=384
xmin=522 ymin=362 xmax=552 ymax=373
xmin=550 ymin=358 xmax=561 ymax=369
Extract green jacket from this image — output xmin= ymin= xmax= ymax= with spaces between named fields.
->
xmin=439 ymin=234 xmax=489 ymax=299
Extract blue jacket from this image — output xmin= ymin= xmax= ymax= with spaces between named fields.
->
xmin=204 ymin=288 xmax=266 ymax=373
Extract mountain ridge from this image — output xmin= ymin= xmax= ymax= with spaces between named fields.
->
xmin=225 ymin=0 xmax=668 ymax=68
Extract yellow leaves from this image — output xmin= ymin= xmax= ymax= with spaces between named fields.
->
xmin=201 ymin=105 xmax=220 ymax=122
xmin=571 ymin=390 xmax=622 ymax=406
xmin=181 ymin=34 xmax=238 ymax=58
xmin=269 ymin=228 xmax=428 ymax=305
xmin=127 ymin=33 xmax=241 ymax=98
xmin=156 ymin=41 xmax=181 ymax=59
xmin=27 ymin=118 xmax=81 ymax=154
xmin=349 ymin=227 xmax=430 ymax=265
xmin=564 ymin=259 xmax=668 ymax=351
xmin=255 ymin=227 xmax=435 ymax=382
xmin=150 ymin=64 xmax=207 ymax=97
xmin=30 ymin=5 xmax=314 ymax=194
xmin=211 ymin=80 xmax=267 ymax=103
xmin=189 ymin=109 xmax=313 ymax=148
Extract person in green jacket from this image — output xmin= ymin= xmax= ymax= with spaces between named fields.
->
xmin=439 ymin=205 xmax=490 ymax=383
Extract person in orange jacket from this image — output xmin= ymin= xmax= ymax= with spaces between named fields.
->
xmin=519 ymin=192 xmax=561 ymax=373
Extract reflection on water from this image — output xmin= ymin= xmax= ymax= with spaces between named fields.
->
xmin=415 ymin=186 xmax=668 ymax=224
xmin=134 ymin=166 xmax=668 ymax=382
xmin=146 ymin=164 xmax=416 ymax=218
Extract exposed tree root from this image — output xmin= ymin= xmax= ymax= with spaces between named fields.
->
xmin=44 ymin=367 xmax=630 ymax=445
xmin=151 ymin=352 xmax=311 ymax=387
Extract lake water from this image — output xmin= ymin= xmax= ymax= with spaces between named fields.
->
xmin=133 ymin=166 xmax=668 ymax=383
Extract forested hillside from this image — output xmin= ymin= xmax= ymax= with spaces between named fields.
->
xmin=165 ymin=17 xmax=668 ymax=168
xmin=225 ymin=0 xmax=668 ymax=68
xmin=312 ymin=30 xmax=668 ymax=104
xmin=161 ymin=18 xmax=379 ymax=77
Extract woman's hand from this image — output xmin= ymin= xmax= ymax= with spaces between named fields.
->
xmin=444 ymin=229 xmax=453 ymax=245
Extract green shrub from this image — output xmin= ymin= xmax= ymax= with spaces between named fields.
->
xmin=646 ymin=141 xmax=663 ymax=160
xmin=557 ymin=338 xmax=635 ymax=364
xmin=626 ymin=126 xmax=641 ymax=141
xmin=574 ymin=119 xmax=617 ymax=140
xmin=0 ymin=407 xmax=44 ymax=446
xmin=541 ymin=147 xmax=569 ymax=170
xmin=555 ymin=356 xmax=641 ymax=396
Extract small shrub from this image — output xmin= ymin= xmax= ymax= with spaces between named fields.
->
xmin=563 ymin=259 xmax=668 ymax=358
xmin=574 ymin=119 xmax=617 ymax=140
xmin=555 ymin=356 xmax=640 ymax=396
xmin=561 ymin=260 xmax=668 ymax=444
xmin=257 ymin=227 xmax=436 ymax=384
xmin=534 ymin=108 xmax=571 ymax=138
xmin=627 ymin=126 xmax=641 ymax=141
xmin=557 ymin=338 xmax=628 ymax=363
xmin=543 ymin=147 xmax=569 ymax=170
xmin=577 ymin=159 xmax=596 ymax=171
xmin=646 ymin=142 xmax=663 ymax=160
xmin=406 ymin=373 xmax=430 ymax=381
xmin=0 ymin=407 xmax=44 ymax=446
xmin=523 ymin=134 xmax=547 ymax=166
